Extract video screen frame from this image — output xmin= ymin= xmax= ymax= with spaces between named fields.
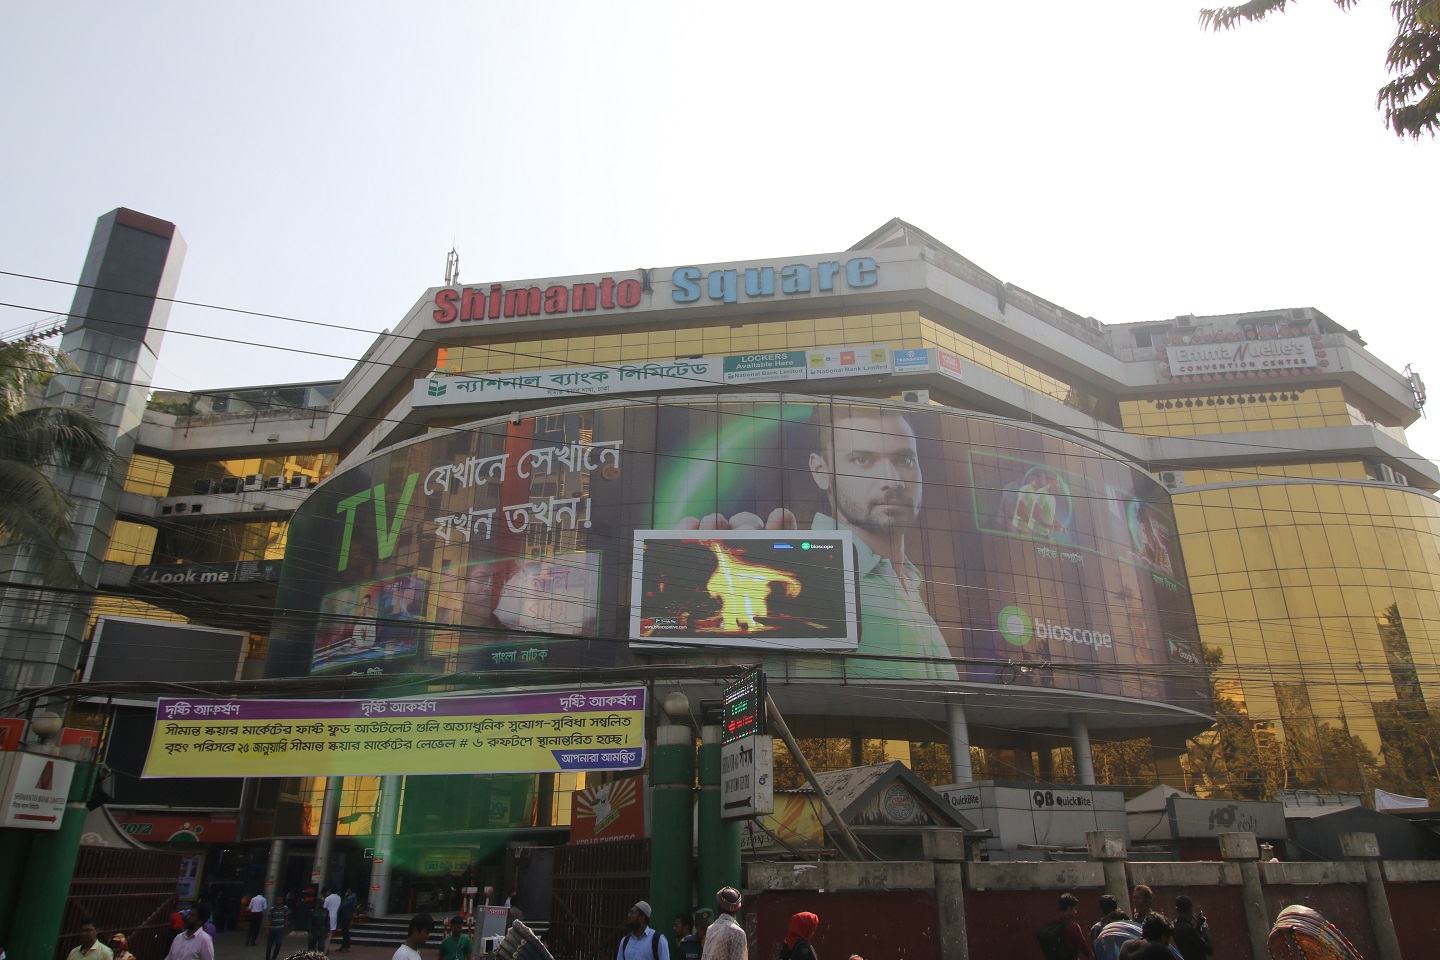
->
xmin=628 ymin=529 xmax=858 ymax=651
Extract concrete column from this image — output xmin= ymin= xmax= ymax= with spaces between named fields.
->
xmin=697 ymin=724 xmax=740 ymax=907
xmin=924 ymin=829 xmax=970 ymax=960
xmin=1341 ymin=833 xmax=1401 ymax=960
xmin=1219 ymin=832 xmax=1270 ymax=960
xmin=1086 ymin=831 xmax=1129 ymax=909
xmin=947 ymin=702 xmax=973 ymax=782
xmin=651 ymin=723 xmax=695 ymax=958
xmin=368 ymin=775 xmax=403 ymax=917
xmin=311 ymin=776 xmax=343 ymax=889
xmin=263 ymin=838 xmax=287 ymax=902
xmin=1035 ymin=739 xmax=1055 ymax=781
xmin=1069 ymin=714 xmax=1095 ymax=785
xmin=933 ymin=862 xmax=970 ymax=960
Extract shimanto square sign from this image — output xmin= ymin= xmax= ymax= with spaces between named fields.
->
xmin=144 ymin=687 xmax=646 ymax=777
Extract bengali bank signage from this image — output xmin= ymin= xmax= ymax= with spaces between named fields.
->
xmin=1164 ymin=336 xmax=1318 ymax=377
xmin=414 ymin=345 xmax=895 ymax=407
xmin=0 ymin=752 xmax=76 ymax=830
xmin=141 ymin=688 xmax=646 ymax=778
xmin=268 ymin=397 xmax=1206 ymax=712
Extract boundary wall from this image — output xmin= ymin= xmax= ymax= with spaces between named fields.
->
xmin=743 ymin=832 xmax=1440 ymax=960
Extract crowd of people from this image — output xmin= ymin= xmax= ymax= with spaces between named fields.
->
xmin=1039 ymin=884 xmax=1214 ymax=960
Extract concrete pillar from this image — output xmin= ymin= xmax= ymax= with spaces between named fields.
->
xmin=311 ymin=776 xmax=343 ymax=889
xmin=1069 ymin=715 xmax=1095 ymax=785
xmin=1035 ymin=739 xmax=1055 ymax=781
xmin=697 ymin=724 xmax=740 ymax=907
xmin=1219 ymin=832 xmax=1270 ymax=960
xmin=947 ymin=702 xmax=973 ymax=782
xmin=368 ymin=775 xmax=403 ymax=917
xmin=925 ymin=830 xmax=970 ymax=960
xmin=651 ymin=722 xmax=695 ymax=956
xmin=263 ymin=838 xmax=287 ymax=902
xmin=1086 ymin=830 xmax=1129 ymax=909
xmin=1341 ymin=833 xmax=1401 ymax=960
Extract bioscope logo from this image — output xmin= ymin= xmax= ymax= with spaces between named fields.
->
xmin=997 ymin=604 xmax=1113 ymax=650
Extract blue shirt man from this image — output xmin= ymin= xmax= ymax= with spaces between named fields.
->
xmin=618 ymin=901 xmax=669 ymax=960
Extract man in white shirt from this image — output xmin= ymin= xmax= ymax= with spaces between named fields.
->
xmin=323 ymin=888 xmax=342 ymax=946
xmin=393 ymin=913 xmax=435 ymax=960
xmin=617 ymin=901 xmax=668 ymax=960
xmin=163 ymin=908 xmax=214 ymax=960
xmin=246 ymin=892 xmax=268 ymax=946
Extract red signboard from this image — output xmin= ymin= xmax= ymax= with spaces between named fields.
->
xmin=570 ymin=775 xmax=646 ymax=844
xmin=113 ymin=814 xmax=240 ymax=843
xmin=61 ymin=728 xmax=100 ymax=749
xmin=0 ymin=718 xmax=23 ymax=751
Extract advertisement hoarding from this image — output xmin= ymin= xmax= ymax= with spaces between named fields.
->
xmin=267 ymin=397 xmax=1207 ymax=713
xmin=0 ymin=752 xmax=75 ymax=830
xmin=142 ymin=688 xmax=645 ymax=778
xmin=570 ymin=774 xmax=646 ymax=844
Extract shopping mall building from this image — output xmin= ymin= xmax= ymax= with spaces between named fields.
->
xmin=9 ymin=211 xmax=1440 ymax=912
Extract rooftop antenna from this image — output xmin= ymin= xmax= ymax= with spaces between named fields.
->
xmin=445 ymin=247 xmax=460 ymax=287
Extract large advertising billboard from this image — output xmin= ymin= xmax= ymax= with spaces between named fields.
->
xmin=268 ymin=396 xmax=1206 ymax=709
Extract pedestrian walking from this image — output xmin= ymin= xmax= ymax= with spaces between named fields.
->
xmin=1117 ymin=915 xmax=1174 ymax=960
xmin=266 ymin=895 xmax=293 ymax=960
xmin=674 ymin=913 xmax=701 ymax=960
xmin=66 ymin=918 xmax=113 ymax=960
xmin=392 ymin=913 xmax=434 ymax=960
xmin=1036 ymin=893 xmax=1095 ymax=960
xmin=165 ymin=906 xmax=215 ymax=960
xmin=439 ymin=917 xmax=473 ymax=960
xmin=699 ymin=888 xmax=746 ymax=960
xmin=617 ymin=901 xmax=668 ymax=960
xmin=247 ymin=892 xmax=270 ymax=947
xmin=780 ymin=913 xmax=818 ymax=960
xmin=1129 ymin=886 xmax=1155 ymax=923
xmin=337 ymin=888 xmax=358 ymax=953
xmin=1172 ymin=897 xmax=1213 ymax=960
xmin=322 ymin=888 xmax=341 ymax=948
xmin=308 ymin=899 xmax=332 ymax=952
xmin=1089 ymin=895 xmax=1127 ymax=945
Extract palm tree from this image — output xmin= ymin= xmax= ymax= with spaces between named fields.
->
xmin=0 ymin=341 xmax=115 ymax=586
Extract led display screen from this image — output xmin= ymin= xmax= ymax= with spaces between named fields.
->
xmin=629 ymin=530 xmax=857 ymax=649
xmin=268 ymin=396 xmax=1207 ymax=712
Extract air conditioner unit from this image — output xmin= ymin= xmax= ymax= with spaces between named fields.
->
xmin=190 ymin=503 xmax=203 ymax=513
xmin=192 ymin=479 xmax=216 ymax=495
xmin=243 ymin=474 xmax=266 ymax=492
xmin=1159 ymin=470 xmax=1186 ymax=492
xmin=160 ymin=505 xmax=173 ymax=515
xmin=901 ymin=389 xmax=931 ymax=405
xmin=1378 ymin=464 xmax=1397 ymax=485
xmin=172 ymin=503 xmax=187 ymax=514
xmin=1395 ymin=472 xmax=1408 ymax=487
xmin=1177 ymin=315 xmax=1194 ymax=327
xmin=288 ymin=475 xmax=313 ymax=490
xmin=264 ymin=476 xmax=285 ymax=490
xmin=219 ymin=477 xmax=242 ymax=494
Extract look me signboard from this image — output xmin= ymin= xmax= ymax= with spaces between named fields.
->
xmin=142 ymin=687 xmax=646 ymax=777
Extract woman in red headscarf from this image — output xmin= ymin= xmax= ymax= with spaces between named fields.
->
xmin=782 ymin=912 xmax=820 ymax=960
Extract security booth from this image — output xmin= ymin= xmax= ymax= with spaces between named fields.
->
xmin=935 ymin=780 xmax=1128 ymax=861
xmin=806 ymin=762 xmax=981 ymax=860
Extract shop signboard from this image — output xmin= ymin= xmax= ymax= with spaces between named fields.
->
xmin=935 ymin=781 xmax=1128 ymax=860
xmin=805 ymin=345 xmax=891 ymax=380
xmin=1164 ymin=336 xmax=1317 ymax=377
xmin=1166 ymin=796 xmax=1286 ymax=839
xmin=570 ymin=774 xmax=646 ymax=844
xmin=723 ymin=351 xmax=808 ymax=385
xmin=720 ymin=734 xmax=773 ymax=820
xmin=892 ymin=349 xmax=932 ymax=374
xmin=0 ymin=751 xmax=75 ymax=830
xmin=142 ymin=687 xmax=646 ymax=778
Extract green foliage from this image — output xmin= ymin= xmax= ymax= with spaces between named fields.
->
xmin=1200 ymin=0 xmax=1440 ymax=138
xmin=0 ymin=342 xmax=115 ymax=586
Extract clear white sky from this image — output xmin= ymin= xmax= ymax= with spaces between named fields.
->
xmin=2 ymin=2 xmax=1435 ymax=464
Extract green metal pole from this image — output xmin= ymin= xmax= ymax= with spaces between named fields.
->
xmin=650 ymin=722 xmax=694 ymax=954
xmin=8 ymin=759 xmax=97 ymax=960
xmin=0 ymin=828 xmax=35 ymax=944
xmin=697 ymin=724 xmax=741 ymax=907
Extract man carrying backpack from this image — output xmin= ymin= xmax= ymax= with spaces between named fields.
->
xmin=618 ymin=902 xmax=669 ymax=960
xmin=1037 ymin=893 xmax=1096 ymax=960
